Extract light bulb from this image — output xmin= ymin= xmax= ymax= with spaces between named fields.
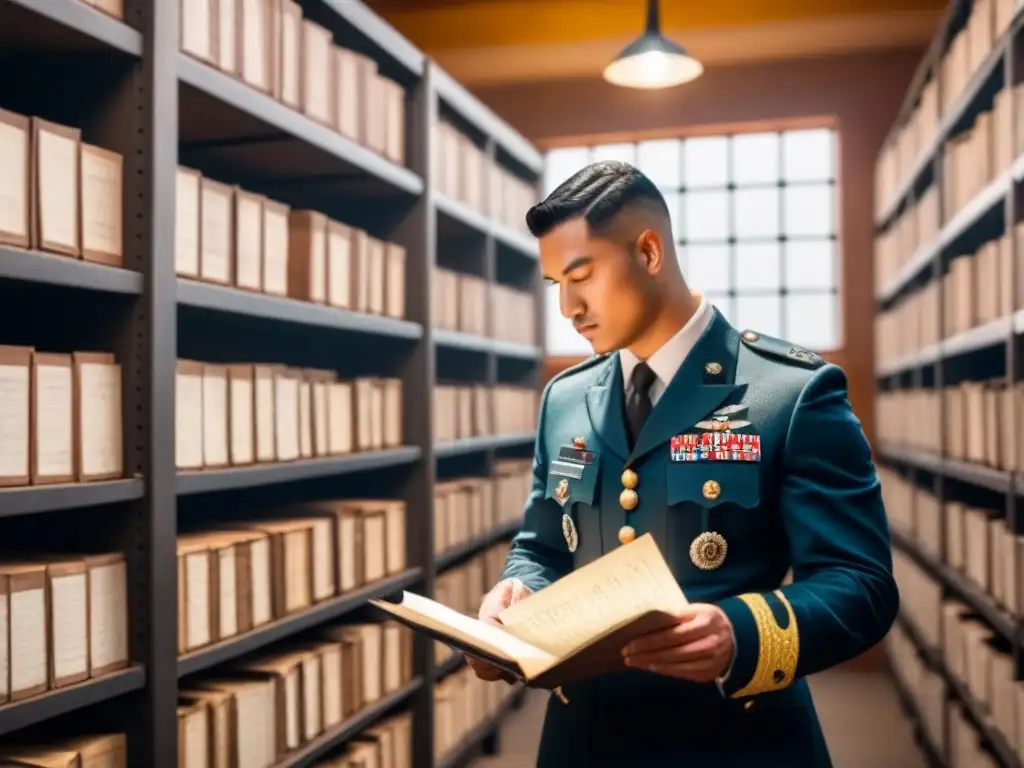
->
xmin=603 ymin=49 xmax=704 ymax=90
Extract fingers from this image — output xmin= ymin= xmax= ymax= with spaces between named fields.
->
xmin=622 ymin=612 xmax=715 ymax=657
xmin=467 ymin=656 xmax=518 ymax=684
xmin=478 ymin=580 xmax=514 ymax=622
xmin=624 ymin=633 xmax=721 ymax=668
xmin=479 ymin=578 xmax=532 ymax=623
xmin=509 ymin=579 xmax=532 ymax=605
xmin=467 ymin=656 xmax=505 ymax=681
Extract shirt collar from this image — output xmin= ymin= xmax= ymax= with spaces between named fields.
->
xmin=620 ymin=294 xmax=712 ymax=392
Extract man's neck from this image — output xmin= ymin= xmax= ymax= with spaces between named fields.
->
xmin=627 ymin=291 xmax=700 ymax=361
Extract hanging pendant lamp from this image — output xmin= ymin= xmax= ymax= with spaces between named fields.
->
xmin=602 ymin=0 xmax=704 ymax=89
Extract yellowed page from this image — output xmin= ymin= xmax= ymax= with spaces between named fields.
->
xmin=497 ymin=534 xmax=687 ymax=659
xmin=369 ymin=591 xmax=554 ymax=667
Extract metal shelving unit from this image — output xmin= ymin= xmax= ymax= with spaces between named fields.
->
xmin=875 ymin=2 xmax=1024 ymax=765
xmin=0 ymin=667 xmax=147 ymax=739
xmin=0 ymin=0 xmax=544 ymax=764
xmin=176 ymin=568 xmax=425 ymax=678
xmin=435 ymin=687 xmax=526 ymax=768
xmin=274 ymin=678 xmax=426 ymax=768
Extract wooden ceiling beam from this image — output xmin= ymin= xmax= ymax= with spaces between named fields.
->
xmin=424 ymin=10 xmax=943 ymax=86
xmin=367 ymin=0 xmax=946 ymax=51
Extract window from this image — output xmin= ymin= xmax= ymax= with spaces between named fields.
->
xmin=542 ymin=128 xmax=840 ymax=356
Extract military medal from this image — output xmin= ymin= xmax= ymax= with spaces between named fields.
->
xmin=670 ymin=400 xmax=761 ymax=465
xmin=694 ymin=415 xmax=751 ymax=432
xmin=562 ymin=514 xmax=578 ymax=553
xmin=554 ymin=478 xmax=569 ymax=504
xmin=553 ymin=478 xmax=578 ymax=553
xmin=690 ymin=531 xmax=728 ymax=570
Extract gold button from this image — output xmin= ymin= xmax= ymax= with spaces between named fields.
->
xmin=744 ymin=700 xmax=755 ymax=711
xmin=619 ymin=488 xmax=639 ymax=511
xmin=743 ymin=331 xmax=759 ymax=342
xmin=620 ymin=468 xmax=638 ymax=490
xmin=702 ymin=480 xmax=721 ymax=501
xmin=704 ymin=362 xmax=722 ymax=376
xmin=619 ymin=525 xmax=636 ymax=545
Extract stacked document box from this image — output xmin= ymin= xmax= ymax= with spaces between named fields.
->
xmin=0 ymin=0 xmax=544 ymax=762
xmin=433 ymin=384 xmax=537 ymax=443
xmin=431 ymin=267 xmax=537 ymax=347
xmin=433 ymin=664 xmax=518 ymax=764
xmin=177 ymin=620 xmax=414 ymax=768
xmin=874 ymin=2 xmax=1024 ymax=763
xmin=176 ymin=168 xmax=406 ymax=318
xmin=0 ymin=733 xmax=128 ymax=767
xmin=176 ymin=500 xmax=408 ymax=656
xmin=175 ymin=362 xmax=404 ymax=470
xmin=435 ymin=120 xmax=536 ymax=235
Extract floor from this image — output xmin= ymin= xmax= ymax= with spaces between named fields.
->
xmin=471 ymin=670 xmax=925 ymax=768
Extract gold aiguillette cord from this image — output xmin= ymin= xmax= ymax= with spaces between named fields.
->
xmin=553 ymin=686 xmax=569 ymax=704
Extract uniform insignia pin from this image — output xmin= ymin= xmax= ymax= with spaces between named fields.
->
xmin=704 ymin=362 xmax=723 ymax=376
xmin=694 ymin=417 xmax=751 ymax=432
xmin=788 ymin=346 xmax=819 ymax=364
xmin=562 ymin=513 xmax=578 ymax=553
xmin=690 ymin=531 xmax=728 ymax=570
xmin=554 ymin=478 xmax=570 ymax=505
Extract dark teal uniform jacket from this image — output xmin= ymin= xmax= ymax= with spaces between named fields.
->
xmin=499 ymin=309 xmax=899 ymax=767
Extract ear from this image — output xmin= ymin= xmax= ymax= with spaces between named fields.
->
xmin=635 ymin=229 xmax=665 ymax=275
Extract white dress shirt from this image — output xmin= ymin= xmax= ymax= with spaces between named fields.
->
xmin=619 ymin=293 xmax=712 ymax=402
xmin=617 ymin=294 xmax=736 ymax=690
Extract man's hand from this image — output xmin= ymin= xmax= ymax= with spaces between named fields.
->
xmin=467 ymin=578 xmax=533 ymax=683
xmin=621 ymin=603 xmax=734 ymax=683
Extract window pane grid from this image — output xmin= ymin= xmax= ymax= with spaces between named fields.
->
xmin=701 ymin=287 xmax=838 ymax=297
xmin=658 ymin=179 xmax=838 ymax=193
xmin=542 ymin=128 xmax=840 ymax=351
xmin=679 ymin=234 xmax=838 ymax=244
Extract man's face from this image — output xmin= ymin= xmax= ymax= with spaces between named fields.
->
xmin=540 ymin=217 xmax=650 ymax=355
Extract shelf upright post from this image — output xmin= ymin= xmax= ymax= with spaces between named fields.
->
xmin=69 ymin=0 xmax=184 ymax=765
xmin=528 ymin=160 xmax=545 ymax=392
xmin=484 ymin=140 xmax=499 ymax=482
xmin=118 ymin=0 xmax=180 ymax=765
xmin=926 ymin=16 xmax=953 ymax=761
xmin=931 ymin=156 xmax=947 ymax=583
xmin=401 ymin=60 xmax=438 ymax=768
xmin=1007 ymin=16 xmax=1024 ymax=681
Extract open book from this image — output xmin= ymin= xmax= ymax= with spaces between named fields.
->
xmin=369 ymin=533 xmax=688 ymax=689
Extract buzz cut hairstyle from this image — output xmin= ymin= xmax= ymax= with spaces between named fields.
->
xmin=525 ymin=160 xmax=671 ymax=239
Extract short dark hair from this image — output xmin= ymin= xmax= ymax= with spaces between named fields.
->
xmin=525 ymin=161 xmax=669 ymax=238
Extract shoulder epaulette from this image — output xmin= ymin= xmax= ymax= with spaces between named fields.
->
xmin=549 ymin=353 xmax=611 ymax=385
xmin=739 ymin=329 xmax=826 ymax=370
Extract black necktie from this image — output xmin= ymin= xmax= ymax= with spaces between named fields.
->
xmin=626 ymin=362 xmax=657 ymax=448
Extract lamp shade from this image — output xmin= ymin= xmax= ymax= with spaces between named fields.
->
xmin=602 ymin=0 xmax=703 ymax=90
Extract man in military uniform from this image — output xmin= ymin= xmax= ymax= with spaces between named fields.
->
xmin=468 ymin=161 xmax=898 ymax=767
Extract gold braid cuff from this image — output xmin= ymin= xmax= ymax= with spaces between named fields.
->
xmin=730 ymin=590 xmax=799 ymax=699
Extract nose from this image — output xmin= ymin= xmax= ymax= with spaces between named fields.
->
xmin=559 ymin=282 xmax=584 ymax=321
